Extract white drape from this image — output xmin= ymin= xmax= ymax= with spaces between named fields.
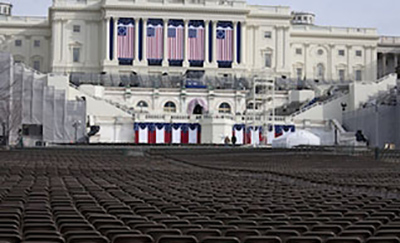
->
xmin=267 ymin=131 xmax=275 ymax=145
xmin=251 ymin=129 xmax=260 ymax=145
xmin=172 ymin=127 xmax=181 ymax=144
xmin=235 ymin=128 xmax=244 ymax=145
xmin=189 ymin=127 xmax=198 ymax=144
xmin=156 ymin=126 xmax=165 ymax=144
xmin=139 ymin=126 xmax=148 ymax=143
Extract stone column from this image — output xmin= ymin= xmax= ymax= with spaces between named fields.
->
xmin=304 ymin=43 xmax=309 ymax=79
xmin=253 ymin=26 xmax=260 ymax=69
xmin=52 ymin=19 xmax=62 ymax=64
xmin=212 ymin=20 xmax=218 ymax=67
xmin=183 ymin=19 xmax=189 ymax=67
xmin=232 ymin=21 xmax=238 ymax=66
xmin=134 ymin=18 xmax=140 ymax=65
xmin=204 ymin=20 xmax=210 ymax=66
xmin=61 ymin=19 xmax=68 ymax=66
xmin=275 ymin=26 xmax=283 ymax=70
xmin=240 ymin=22 xmax=246 ymax=66
xmin=113 ymin=17 xmax=118 ymax=62
xmin=162 ymin=18 xmax=168 ymax=67
xmin=328 ymin=43 xmax=335 ymax=80
xmin=382 ymin=53 xmax=387 ymax=77
xmin=104 ymin=17 xmax=110 ymax=63
xmin=142 ymin=18 xmax=148 ymax=64
xmin=346 ymin=45 xmax=352 ymax=79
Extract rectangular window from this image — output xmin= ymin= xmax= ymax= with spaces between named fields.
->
xmin=338 ymin=69 xmax=345 ymax=81
xmin=73 ymin=25 xmax=81 ymax=33
xmin=355 ymin=70 xmax=362 ymax=81
xmin=356 ymin=50 xmax=362 ymax=57
xmin=296 ymin=48 xmax=302 ymax=55
xmin=33 ymin=60 xmax=40 ymax=71
xmin=264 ymin=31 xmax=272 ymax=39
xmin=296 ymin=68 xmax=303 ymax=80
xmin=73 ymin=47 xmax=80 ymax=63
xmin=338 ymin=50 xmax=345 ymax=56
xmin=15 ymin=39 xmax=22 ymax=47
xmin=34 ymin=40 xmax=40 ymax=47
xmin=264 ymin=53 xmax=272 ymax=68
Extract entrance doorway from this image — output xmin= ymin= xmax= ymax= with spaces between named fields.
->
xmin=193 ymin=104 xmax=204 ymax=115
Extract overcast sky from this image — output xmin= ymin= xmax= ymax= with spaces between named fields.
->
xmin=9 ymin=0 xmax=400 ymax=36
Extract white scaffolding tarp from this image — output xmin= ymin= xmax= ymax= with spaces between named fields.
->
xmin=54 ymin=90 xmax=66 ymax=143
xmin=22 ymin=70 xmax=34 ymax=124
xmin=66 ymin=100 xmax=86 ymax=143
xmin=43 ymin=86 xmax=55 ymax=142
xmin=32 ymin=77 xmax=46 ymax=124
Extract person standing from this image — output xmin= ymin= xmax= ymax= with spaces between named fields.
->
xmin=231 ymin=135 xmax=237 ymax=146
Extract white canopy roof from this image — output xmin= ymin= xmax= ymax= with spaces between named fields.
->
xmin=272 ymin=129 xmax=321 ymax=148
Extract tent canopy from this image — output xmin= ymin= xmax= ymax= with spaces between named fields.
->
xmin=272 ymin=129 xmax=320 ymax=148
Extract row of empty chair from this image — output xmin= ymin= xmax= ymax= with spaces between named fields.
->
xmin=0 ymin=148 xmax=400 ymax=243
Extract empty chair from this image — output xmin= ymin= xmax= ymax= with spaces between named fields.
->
xmin=310 ymin=225 xmax=343 ymax=235
xmin=243 ymin=236 xmax=282 ymax=243
xmin=225 ymin=229 xmax=260 ymax=242
xmin=303 ymin=232 xmax=336 ymax=241
xmin=113 ymin=234 xmax=153 ymax=243
xmin=158 ymin=236 xmax=198 ymax=243
xmin=67 ymin=235 xmax=108 ymax=243
xmin=146 ymin=229 xmax=182 ymax=242
xmin=286 ymin=236 xmax=323 ymax=243
xmin=339 ymin=230 xmax=371 ymax=241
xmin=325 ymin=237 xmax=362 ymax=243
xmin=366 ymin=237 xmax=400 ymax=243
xmin=187 ymin=229 xmax=222 ymax=242
xmin=201 ymin=237 xmax=240 ymax=243
xmin=265 ymin=230 xmax=300 ymax=242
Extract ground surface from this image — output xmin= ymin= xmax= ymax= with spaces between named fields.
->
xmin=1 ymin=148 xmax=400 ymax=243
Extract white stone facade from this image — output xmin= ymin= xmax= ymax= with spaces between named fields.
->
xmin=0 ymin=0 xmax=388 ymax=82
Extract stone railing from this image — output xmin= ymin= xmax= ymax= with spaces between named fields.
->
xmin=134 ymin=112 xmax=290 ymax=124
xmin=380 ymin=36 xmax=400 ymax=46
xmin=292 ymin=25 xmax=377 ymax=35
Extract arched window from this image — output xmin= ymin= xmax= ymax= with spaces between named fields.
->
xmin=137 ymin=101 xmax=148 ymax=108
xmin=164 ymin=101 xmax=176 ymax=113
xmin=316 ymin=63 xmax=325 ymax=80
xmin=218 ymin=103 xmax=231 ymax=114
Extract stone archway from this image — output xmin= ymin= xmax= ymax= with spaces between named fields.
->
xmin=187 ymin=98 xmax=208 ymax=115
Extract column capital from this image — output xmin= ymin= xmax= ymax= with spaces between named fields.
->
xmin=184 ymin=19 xmax=189 ymax=24
xmin=204 ymin=20 xmax=210 ymax=24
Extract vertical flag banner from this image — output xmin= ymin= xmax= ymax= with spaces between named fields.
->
xmin=168 ymin=20 xmax=184 ymax=62
xmin=188 ymin=20 xmax=205 ymax=64
xmin=172 ymin=124 xmax=181 ymax=144
xmin=138 ymin=123 xmax=149 ymax=144
xmin=147 ymin=19 xmax=163 ymax=61
xmin=156 ymin=123 xmax=165 ymax=144
xmin=216 ymin=21 xmax=233 ymax=63
xmin=233 ymin=124 xmax=245 ymax=145
xmin=117 ymin=18 xmax=135 ymax=64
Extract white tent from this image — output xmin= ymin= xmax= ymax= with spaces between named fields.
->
xmin=272 ymin=129 xmax=321 ymax=148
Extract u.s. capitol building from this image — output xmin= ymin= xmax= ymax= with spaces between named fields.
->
xmin=0 ymin=0 xmax=399 ymax=146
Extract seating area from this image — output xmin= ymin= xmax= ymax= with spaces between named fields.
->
xmin=1 ymin=148 xmax=400 ymax=243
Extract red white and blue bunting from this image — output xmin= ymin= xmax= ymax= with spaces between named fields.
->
xmin=233 ymin=124 xmax=296 ymax=145
xmin=134 ymin=123 xmax=201 ymax=144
